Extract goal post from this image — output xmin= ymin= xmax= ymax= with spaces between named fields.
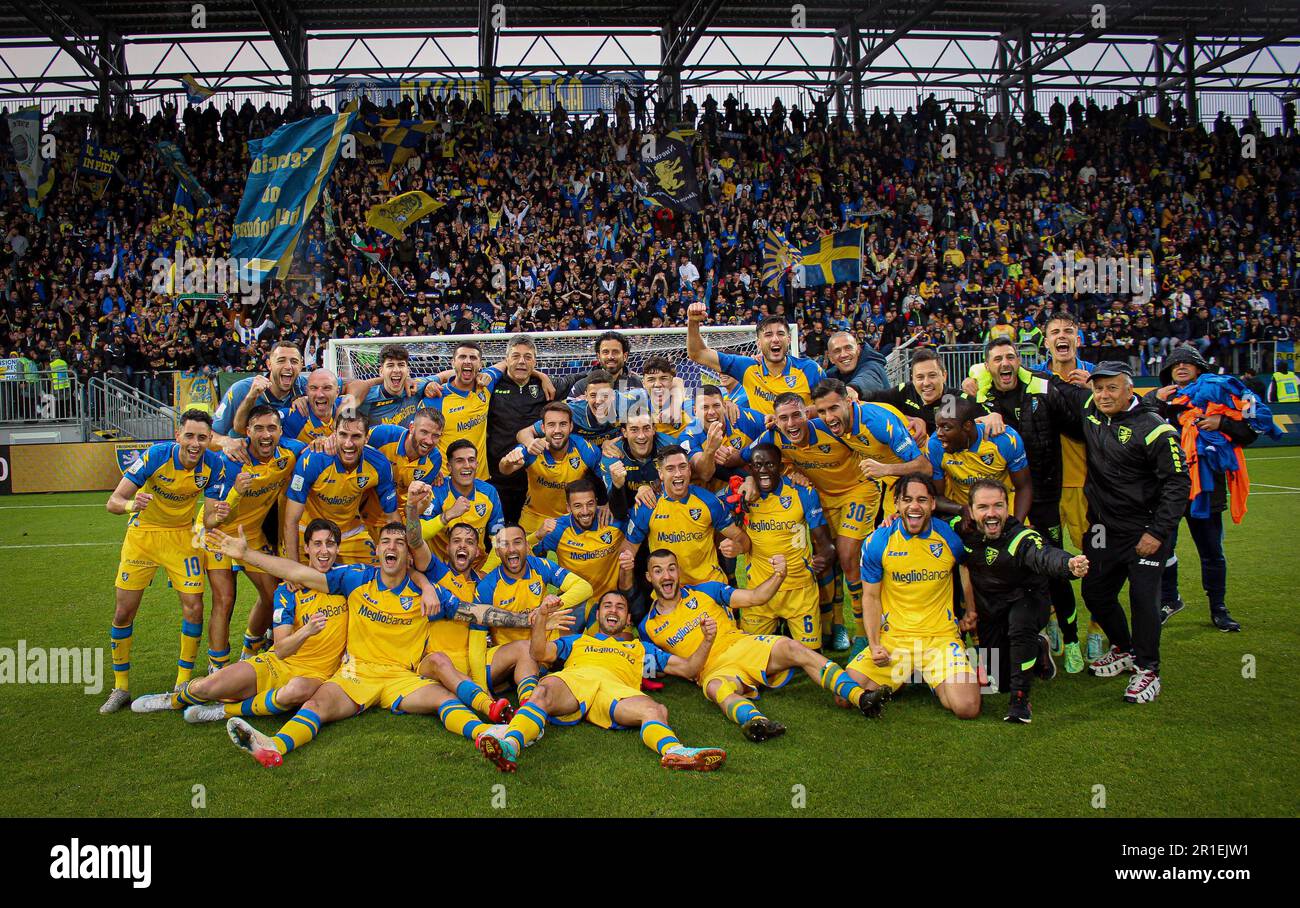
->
xmin=324 ymin=325 xmax=800 ymax=390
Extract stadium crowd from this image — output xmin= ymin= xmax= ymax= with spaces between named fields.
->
xmin=2 ymin=87 xmax=1298 ymax=405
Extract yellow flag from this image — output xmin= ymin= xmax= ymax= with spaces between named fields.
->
xmin=364 ymin=190 xmax=444 ymax=239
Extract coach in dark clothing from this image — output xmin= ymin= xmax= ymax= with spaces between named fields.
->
xmin=824 ymin=330 xmax=890 ymax=397
xmin=1145 ymin=346 xmax=1255 ymax=631
xmin=1049 ymin=361 xmax=1190 ymax=704
xmin=869 ymin=347 xmax=964 ymax=436
xmin=487 ymin=334 xmax=551 ymax=523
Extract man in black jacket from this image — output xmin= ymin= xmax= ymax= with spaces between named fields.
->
xmin=960 ymin=479 xmax=1089 ymax=723
xmin=1049 ymin=362 xmax=1191 ymax=704
xmin=487 ymin=335 xmax=551 ymax=522
xmin=1145 ymin=346 xmax=1253 ymax=631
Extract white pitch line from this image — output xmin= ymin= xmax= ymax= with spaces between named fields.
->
xmin=1254 ymin=483 xmax=1300 ymax=492
xmin=0 ymin=542 xmax=119 ymax=550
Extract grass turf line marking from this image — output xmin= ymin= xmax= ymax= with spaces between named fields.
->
xmin=0 ymin=504 xmax=106 ymax=510
xmin=0 ymin=542 xmax=120 ymax=550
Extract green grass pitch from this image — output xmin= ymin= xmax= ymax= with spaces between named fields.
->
xmin=2 ymin=452 xmax=1298 ymax=818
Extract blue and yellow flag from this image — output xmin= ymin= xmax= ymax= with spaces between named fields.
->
xmin=763 ymin=228 xmax=862 ymax=292
xmin=365 ymin=190 xmax=443 ymax=239
xmin=232 ymin=108 xmax=357 ymax=284
xmin=7 ymin=106 xmax=55 ymax=216
xmin=155 ymin=141 xmax=214 ymax=209
xmin=181 ymin=75 xmax=214 ymax=104
xmin=172 ymin=183 xmax=196 ymax=239
xmin=380 ymin=120 xmax=438 ymax=172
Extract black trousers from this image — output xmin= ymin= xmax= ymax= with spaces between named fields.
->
xmin=977 ymin=593 xmax=1050 ymax=695
xmin=1082 ymin=529 xmax=1171 ymax=673
xmin=1029 ymin=503 xmax=1079 ymax=645
xmin=496 ymin=483 xmax=528 ymax=525
xmin=1161 ymin=511 xmax=1228 ymax=610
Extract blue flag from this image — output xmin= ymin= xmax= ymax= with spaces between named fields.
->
xmin=763 ymin=227 xmax=862 ymax=293
xmin=155 ymin=141 xmax=214 ymax=209
xmin=232 ymin=109 xmax=356 ymax=284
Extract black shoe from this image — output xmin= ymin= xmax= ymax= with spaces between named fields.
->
xmin=1004 ymin=690 xmax=1032 ymax=724
xmin=1160 ymin=597 xmax=1185 ymax=625
xmin=1211 ymin=606 xmax=1241 ymax=632
xmin=857 ymin=685 xmax=893 ymax=719
xmin=741 ymin=715 xmax=786 ymax=743
xmin=1035 ymin=633 xmax=1057 ymax=681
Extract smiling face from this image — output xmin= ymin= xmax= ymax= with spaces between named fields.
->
xmin=911 ymin=358 xmax=945 ymax=404
xmin=376 ymin=527 xmax=410 ymax=576
xmin=646 ymin=552 xmax=681 ymax=600
xmin=495 ymin=525 xmax=529 ymax=576
xmin=970 ymin=485 xmax=1008 ymax=538
xmin=773 ymin=399 xmax=808 ymax=444
xmin=826 ymin=332 xmax=859 ymax=373
xmin=567 ymin=488 xmax=598 ymax=531
xmin=812 ymin=390 xmax=852 ymax=437
xmin=247 ymin=410 xmax=283 ymax=461
xmin=935 ymin=413 xmax=973 ymax=453
xmin=1044 ymin=319 xmax=1079 ymax=365
xmin=759 ymin=321 xmax=789 ymax=363
xmin=175 ymin=418 xmax=213 ymax=469
xmin=584 ymin=380 xmax=614 ymax=421
xmin=452 ymin=345 xmax=482 ymax=388
xmin=987 ymin=343 xmax=1021 ymax=392
xmin=657 ymin=451 xmax=690 ymax=499
xmin=542 ymin=409 xmax=573 ymax=452
xmin=1091 ymin=374 xmax=1133 ymax=416
xmin=380 ymin=355 xmax=410 ymax=393
xmin=447 ymin=524 xmax=480 ymax=574
xmin=304 ymin=527 xmax=340 ymax=572
xmin=896 ymin=477 xmax=936 ymax=536
xmin=306 ymin=369 xmax=338 ymax=417
xmin=334 ymin=418 xmax=367 ymax=467
xmin=266 ymin=344 xmax=303 ymax=395
xmin=643 ymin=367 xmax=674 ymax=406
xmin=448 ymin=445 xmax=477 ymax=489
xmin=595 ymin=592 xmax=631 ymax=635
xmin=623 ymin=413 xmax=655 ymax=457
xmin=408 ymin=414 xmax=441 ymax=458
xmin=596 ymin=339 xmax=626 ymax=376
xmin=506 ymin=342 xmax=536 ymax=382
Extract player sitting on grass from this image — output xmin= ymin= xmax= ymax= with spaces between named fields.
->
xmin=130 ymin=518 xmax=350 ymax=723
xmin=639 ymin=549 xmax=892 ymax=742
xmin=476 ymin=592 xmax=727 ymax=774
xmin=206 ymin=522 xmax=536 ymax=767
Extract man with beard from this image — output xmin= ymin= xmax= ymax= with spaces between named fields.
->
xmin=869 ymin=348 xmax=959 ymax=442
xmin=424 ymin=341 xmax=499 ymax=479
xmin=368 ymin=408 xmax=446 ymax=513
xmin=553 ymin=330 xmax=644 ymax=398
xmin=499 ymin=402 xmax=604 ymax=537
xmin=686 ymin=305 xmax=825 ymax=416
xmin=533 ymin=479 xmax=625 ymax=630
xmin=959 ymin=480 xmax=1089 ymax=723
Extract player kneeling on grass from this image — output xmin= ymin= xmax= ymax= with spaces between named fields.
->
xmin=477 ymin=592 xmax=726 ymax=774
xmin=204 ymin=522 xmax=536 ymax=767
xmin=131 ymin=519 xmax=349 ymax=723
xmin=956 ymin=480 xmax=1090 ymax=724
xmin=640 ymin=550 xmax=891 ymax=742
xmin=846 ymin=473 xmax=981 ymax=720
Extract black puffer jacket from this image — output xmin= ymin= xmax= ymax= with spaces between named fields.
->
xmin=957 ymin=515 xmax=1077 ymax=615
xmin=977 ymin=367 xmax=1078 ymax=510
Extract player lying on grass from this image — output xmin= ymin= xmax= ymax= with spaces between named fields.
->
xmin=639 ymin=549 xmax=893 ymax=742
xmin=204 ymin=522 xmax=540 ymax=767
xmin=130 ymin=518 xmax=351 ymax=722
xmin=476 ymin=591 xmax=727 ymax=774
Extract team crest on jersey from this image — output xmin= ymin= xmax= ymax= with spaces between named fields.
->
xmin=818 ymin=444 xmax=831 ymax=454
xmin=779 ymin=495 xmax=791 ymax=508
xmin=528 ymin=581 xmax=542 ymax=596
xmin=528 ymin=385 xmax=539 ymax=397
xmin=929 ymin=543 xmax=944 ymax=558
xmin=276 ymin=457 xmax=288 ymax=470
xmin=194 ymin=474 xmax=209 ymax=489
xmin=689 ymin=508 xmax=702 ymax=521
xmin=475 ymin=503 xmax=487 ymax=517
xmin=414 ymin=469 xmax=427 ymax=481
xmin=1117 ymin=426 xmax=1132 ymax=444
xmin=979 ymin=453 xmax=995 ymax=466
xmin=785 ymin=375 xmax=797 ymax=388
xmin=399 ymin=596 xmax=414 ymax=611
xmin=357 ymin=476 xmax=370 ymax=489
xmin=600 ymin=530 xmax=613 ymax=544
xmin=985 ymin=548 xmax=998 ymax=565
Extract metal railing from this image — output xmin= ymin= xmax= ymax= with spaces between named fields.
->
xmin=0 ymin=369 xmax=84 ymax=427
xmin=87 ymin=375 xmax=174 ymax=441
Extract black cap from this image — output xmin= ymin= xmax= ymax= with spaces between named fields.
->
xmin=1089 ymin=361 xmax=1134 ymax=380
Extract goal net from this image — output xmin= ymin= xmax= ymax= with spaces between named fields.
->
xmin=325 ymin=326 xmax=797 ymax=391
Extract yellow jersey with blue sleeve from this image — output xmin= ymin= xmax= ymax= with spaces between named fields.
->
xmin=535 ymin=516 xmax=625 ymax=607
xmin=357 ymin=379 xmax=436 ymax=428
xmin=280 ymin=402 xmax=340 ymax=446
xmin=850 ymin=518 xmax=972 ymax=689
xmin=426 ymin=370 xmax=499 ymax=479
xmin=423 ymin=558 xmax=482 ymax=675
xmin=420 ymin=479 xmax=505 ymax=565
xmin=927 ymin=423 xmax=1028 ymax=506
xmin=116 ymin=442 xmax=229 ymax=594
xmin=475 ymin=555 xmax=574 ymax=645
xmin=287 ymin=447 xmax=397 ymax=564
xmin=640 ymin=582 xmax=789 ymax=693
xmin=839 ymin=401 xmax=922 ymax=464
xmin=205 ymin=438 xmax=305 ymax=572
xmin=368 ymin=423 xmax=445 ymax=511
xmin=266 ymin=583 xmax=349 ymax=680
xmin=683 ymin=406 xmax=767 ymax=489
xmin=739 ymin=477 xmax=825 ymax=646
xmin=514 ymin=436 xmax=602 ymax=533
xmin=716 ymin=351 xmax=826 ymax=416
xmin=545 ymin=633 xmax=670 ymax=729
xmin=626 ymin=485 xmax=734 ymax=586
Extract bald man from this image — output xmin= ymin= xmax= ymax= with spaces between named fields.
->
xmin=276 ymin=369 xmax=359 ymax=452
xmin=825 ymin=331 xmax=890 ymax=398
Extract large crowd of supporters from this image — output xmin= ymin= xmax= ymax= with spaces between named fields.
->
xmin=2 ymin=87 xmax=1297 ymax=402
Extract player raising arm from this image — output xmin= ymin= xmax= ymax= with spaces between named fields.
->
xmin=475 ymin=592 xmax=728 ymax=774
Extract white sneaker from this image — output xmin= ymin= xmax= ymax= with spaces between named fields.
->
xmin=1124 ymin=669 xmax=1161 ymax=703
xmin=184 ymin=703 xmax=228 ymax=724
xmin=130 ymin=692 xmax=176 ymax=713
xmin=480 ymin=722 xmax=543 ymax=747
xmin=99 ymin=688 xmax=131 ymax=714
xmin=1090 ymin=646 xmax=1135 ymax=677
xmin=226 ymin=718 xmax=283 ymax=767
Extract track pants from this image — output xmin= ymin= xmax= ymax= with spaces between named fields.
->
xmin=1082 ymin=529 xmax=1171 ymax=673
xmin=977 ymin=592 xmax=1050 ymax=695
xmin=1030 ymin=503 xmax=1079 ymax=646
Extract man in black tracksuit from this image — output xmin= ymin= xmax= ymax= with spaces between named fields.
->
xmin=487 ymin=335 xmax=551 ymax=523
xmin=968 ymin=338 xmax=1086 ymax=670
xmin=959 ymin=479 xmax=1089 ymax=723
xmin=868 ymin=347 xmax=962 ymax=437
xmin=1048 ymin=361 xmax=1191 ymax=704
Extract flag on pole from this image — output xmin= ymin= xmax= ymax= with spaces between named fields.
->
xmin=364 ymin=190 xmax=443 ymax=239
xmin=379 ymin=120 xmax=438 ymax=172
xmin=181 ymin=75 xmax=215 ymax=104
xmin=155 ymin=141 xmax=214 ymax=209
xmin=763 ymin=228 xmax=863 ymax=293
xmin=7 ymin=106 xmax=55 ymax=216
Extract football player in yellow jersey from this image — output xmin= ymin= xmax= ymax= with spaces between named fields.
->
xmin=423 ymin=341 xmax=498 ymax=480
xmin=624 ymin=445 xmax=749 ymax=586
xmin=636 ymin=356 xmax=695 ymax=444
xmin=929 ymin=395 xmax=1033 ymax=522
xmin=282 ymin=412 xmax=398 ymax=565
xmin=686 ymin=304 xmax=826 ymax=415
xmin=476 ymin=524 xmax=594 ymax=701
xmin=204 ymin=405 xmax=306 ymax=670
xmin=100 ymin=409 xmax=231 ymax=714
xmin=419 ymin=439 xmax=504 ymax=568
xmin=847 ymin=473 xmax=981 ymax=719
xmin=685 ymin=384 xmax=766 ymax=491
xmin=476 ymin=592 xmax=727 ymax=773
xmin=641 ymin=550 xmax=891 ymax=742
xmin=130 ymin=518 xmax=348 ymax=722
xmin=735 ymin=443 xmax=835 ymax=648
xmin=368 ymin=408 xmax=446 ymax=512
xmin=236 ymin=369 xmax=340 ymax=448
xmin=532 ymin=478 xmax=625 ymax=630
xmin=212 ymin=521 xmax=538 ymax=767
xmin=499 ymin=401 xmax=604 ymax=536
